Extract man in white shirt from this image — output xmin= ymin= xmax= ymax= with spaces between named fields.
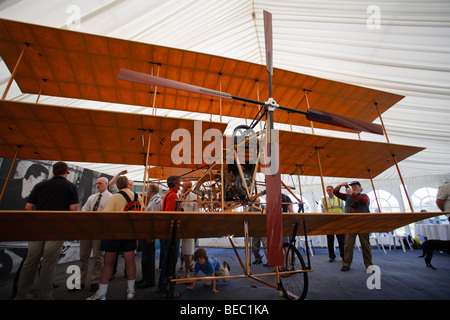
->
xmin=179 ymin=181 xmax=198 ymax=278
xmin=436 ymin=182 xmax=450 ymax=222
xmin=73 ymin=177 xmax=112 ymax=293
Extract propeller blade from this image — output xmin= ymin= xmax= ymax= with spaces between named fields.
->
xmin=118 ymin=69 xmax=382 ymax=134
xmin=263 ymin=10 xmax=273 ymax=76
xmin=306 ymin=108 xmax=384 ymax=135
xmin=263 ymin=10 xmax=283 ymax=267
xmin=118 ymin=68 xmax=233 ymax=100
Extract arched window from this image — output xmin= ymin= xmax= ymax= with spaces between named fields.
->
xmin=411 ymin=187 xmax=439 ymax=212
xmin=367 ymin=190 xmax=401 ymax=213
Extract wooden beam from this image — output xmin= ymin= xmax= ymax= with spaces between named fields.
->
xmin=393 ymin=154 xmax=414 ymax=212
xmin=0 ymin=145 xmax=22 ymax=204
xmin=315 ymin=147 xmax=328 ymax=212
xmin=2 ymin=43 xmax=28 ymax=100
xmin=368 ymin=169 xmax=381 ymax=213
xmin=141 ymin=130 xmax=152 ymax=210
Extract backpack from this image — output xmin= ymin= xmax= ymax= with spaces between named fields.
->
xmin=118 ymin=191 xmax=141 ymax=211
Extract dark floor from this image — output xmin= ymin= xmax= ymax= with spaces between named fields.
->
xmin=1 ymin=244 xmax=449 ymax=303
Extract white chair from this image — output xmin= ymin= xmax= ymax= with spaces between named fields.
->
xmin=390 ymin=229 xmax=414 ymax=252
xmin=370 ymin=233 xmax=387 ymax=254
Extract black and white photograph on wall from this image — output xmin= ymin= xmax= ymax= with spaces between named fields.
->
xmin=0 ymin=158 xmax=113 ymax=276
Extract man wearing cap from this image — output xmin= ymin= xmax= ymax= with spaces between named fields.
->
xmin=15 ymin=161 xmax=79 ymax=300
xmin=158 ymin=175 xmax=182 ymax=298
xmin=334 ymin=181 xmax=372 ymax=272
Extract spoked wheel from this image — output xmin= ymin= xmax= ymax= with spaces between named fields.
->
xmin=279 ymin=245 xmax=309 ymax=300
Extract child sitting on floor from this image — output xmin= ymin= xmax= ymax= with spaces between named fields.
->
xmin=185 ymin=248 xmax=230 ymax=293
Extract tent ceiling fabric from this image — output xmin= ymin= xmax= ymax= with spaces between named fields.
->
xmin=0 ymin=18 xmax=403 ymax=133
xmin=0 ymin=0 xmax=449 ymax=183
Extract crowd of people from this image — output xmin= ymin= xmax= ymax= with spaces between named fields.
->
xmin=12 ymin=164 xmax=230 ymax=300
xmin=10 ymin=160 xmax=450 ymax=300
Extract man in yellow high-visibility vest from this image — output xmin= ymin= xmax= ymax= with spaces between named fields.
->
xmin=321 ymin=185 xmax=345 ymax=262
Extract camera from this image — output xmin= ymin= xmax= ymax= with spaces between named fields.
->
xmin=345 ymin=185 xmax=350 ymax=189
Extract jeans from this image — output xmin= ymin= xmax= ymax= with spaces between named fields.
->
xmin=158 ymin=239 xmax=180 ymax=294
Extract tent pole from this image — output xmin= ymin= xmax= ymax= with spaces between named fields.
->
xmin=2 ymin=43 xmax=29 ymax=100
xmin=367 ymin=169 xmax=381 ymax=213
xmin=315 ymin=147 xmax=328 ymax=212
xmin=0 ymin=145 xmax=22 ymax=204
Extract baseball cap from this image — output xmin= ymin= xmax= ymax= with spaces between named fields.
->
xmin=349 ymin=181 xmax=361 ymax=186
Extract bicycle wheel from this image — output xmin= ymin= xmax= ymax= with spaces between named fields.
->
xmin=279 ymin=245 xmax=309 ymax=300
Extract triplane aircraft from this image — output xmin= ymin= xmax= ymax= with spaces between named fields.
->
xmin=0 ymin=13 xmax=443 ymax=300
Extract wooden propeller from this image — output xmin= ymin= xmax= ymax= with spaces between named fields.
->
xmin=117 ymin=68 xmax=382 ymax=134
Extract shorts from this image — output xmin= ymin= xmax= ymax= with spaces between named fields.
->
xmin=181 ymin=238 xmax=195 ymax=255
xmin=204 ymin=264 xmax=230 ymax=285
xmin=100 ymin=239 xmax=137 ymax=253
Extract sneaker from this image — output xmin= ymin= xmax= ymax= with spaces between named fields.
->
xmin=126 ymin=290 xmax=135 ymax=300
xmin=341 ymin=265 xmax=350 ymax=272
xmin=86 ymin=293 xmax=106 ymax=300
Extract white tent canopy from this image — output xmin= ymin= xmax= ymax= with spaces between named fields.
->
xmin=1 ymin=0 xmax=449 ymax=210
